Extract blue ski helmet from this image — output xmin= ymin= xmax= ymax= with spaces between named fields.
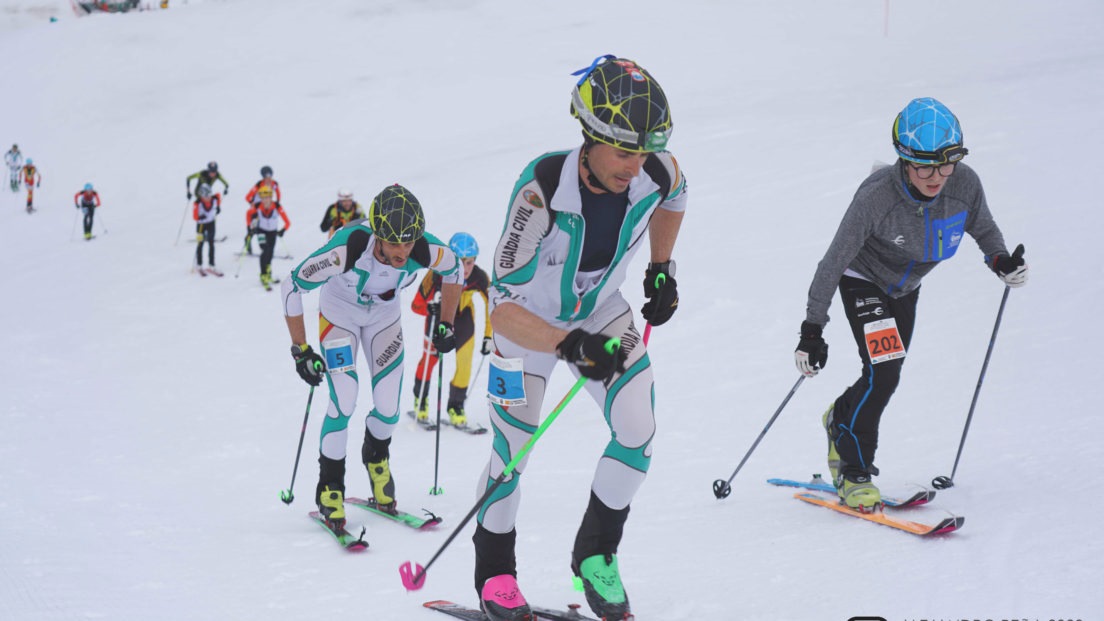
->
xmin=892 ymin=97 xmax=968 ymax=165
xmin=449 ymin=232 xmax=479 ymax=258
xmin=26 ymin=158 xmax=33 ymax=165
xmin=83 ymin=183 xmax=93 ymax=191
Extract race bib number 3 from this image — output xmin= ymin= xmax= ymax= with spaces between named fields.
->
xmin=864 ymin=318 xmax=906 ymax=364
xmin=487 ymin=355 xmax=526 ymax=406
xmin=322 ymin=337 xmax=356 ymax=374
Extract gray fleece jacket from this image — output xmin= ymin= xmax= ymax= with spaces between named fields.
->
xmin=805 ymin=161 xmax=1008 ymax=326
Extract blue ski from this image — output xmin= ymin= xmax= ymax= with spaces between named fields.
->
xmin=768 ymin=476 xmax=934 ymax=508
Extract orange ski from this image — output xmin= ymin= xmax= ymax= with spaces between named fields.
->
xmin=793 ymin=492 xmax=963 ymax=536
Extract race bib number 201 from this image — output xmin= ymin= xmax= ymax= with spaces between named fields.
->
xmin=864 ymin=318 xmax=906 ymax=364
xmin=487 ymin=355 xmax=526 ymax=406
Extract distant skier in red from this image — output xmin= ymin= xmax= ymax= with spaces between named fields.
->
xmin=22 ymin=158 xmax=41 ymax=213
xmin=73 ymin=183 xmax=100 ymax=240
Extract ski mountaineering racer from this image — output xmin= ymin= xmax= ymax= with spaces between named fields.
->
xmin=5 ymin=144 xmax=22 ymax=192
xmin=21 ymin=158 xmax=41 ymax=212
xmin=319 ymin=188 xmax=366 ymax=239
xmin=472 ymin=55 xmax=685 ymax=621
xmin=409 ymin=231 xmax=493 ymax=428
xmin=193 ymin=183 xmax=223 ymax=276
xmin=245 ymin=185 xmax=290 ymax=290
xmin=74 ymin=183 xmax=101 ymax=240
xmin=794 ymin=97 xmax=1029 ymax=512
xmin=279 ymin=183 xmax=463 ymax=528
xmin=243 ymin=165 xmax=280 ymax=254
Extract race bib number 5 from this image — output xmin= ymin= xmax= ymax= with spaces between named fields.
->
xmin=487 ymin=355 xmax=526 ymax=406
xmin=322 ymin=337 xmax=356 ymax=374
xmin=864 ymin=318 xmax=906 ymax=364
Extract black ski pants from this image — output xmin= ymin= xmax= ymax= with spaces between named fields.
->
xmin=82 ymin=207 xmax=96 ymax=235
xmin=258 ymin=230 xmax=277 ymax=276
xmin=828 ymin=276 xmax=919 ymax=477
xmin=195 ymin=221 xmax=216 ymax=266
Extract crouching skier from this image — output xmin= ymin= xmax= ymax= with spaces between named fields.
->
xmin=279 ymin=183 xmax=463 ymax=529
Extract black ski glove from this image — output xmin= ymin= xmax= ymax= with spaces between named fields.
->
xmin=556 ymin=329 xmax=626 ymax=381
xmin=481 ymin=336 xmax=494 ymax=356
xmin=794 ymin=321 xmax=828 ymax=377
xmin=641 ymin=261 xmax=679 ymax=326
xmin=988 ymin=243 xmax=1027 ymax=288
xmin=186 ymin=191 xmax=192 ymax=200
xmin=291 ymin=344 xmax=326 ymax=386
xmin=434 ymin=322 xmax=456 ymax=354
xmin=277 ymin=228 xmax=286 ymax=237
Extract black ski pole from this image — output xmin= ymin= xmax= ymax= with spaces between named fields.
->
xmin=932 ymin=268 xmax=1018 ymax=490
xmin=280 ymin=384 xmax=318 ymax=504
xmin=429 ymin=342 xmax=445 ymax=496
xmin=713 ymin=375 xmax=805 ymax=499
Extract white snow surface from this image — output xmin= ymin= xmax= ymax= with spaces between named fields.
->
xmin=1 ymin=1 xmax=1102 ymax=619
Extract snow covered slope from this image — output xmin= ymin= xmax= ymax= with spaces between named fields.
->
xmin=1 ymin=1 xmax=1102 ymax=619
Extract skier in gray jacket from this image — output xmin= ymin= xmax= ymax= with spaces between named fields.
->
xmin=794 ymin=97 xmax=1028 ymax=511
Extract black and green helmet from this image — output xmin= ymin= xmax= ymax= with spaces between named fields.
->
xmin=368 ymin=184 xmax=425 ymax=243
xmin=570 ymin=55 xmax=673 ymax=153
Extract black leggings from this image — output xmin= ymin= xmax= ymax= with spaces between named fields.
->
xmin=195 ymin=221 xmax=216 ymax=266
xmin=82 ymin=208 xmax=95 ymax=235
xmin=828 ymin=276 xmax=919 ymax=476
xmin=258 ymin=231 xmax=277 ymax=275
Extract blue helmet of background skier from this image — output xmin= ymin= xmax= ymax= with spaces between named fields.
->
xmin=892 ymin=97 xmax=968 ymax=165
xmin=449 ymin=232 xmax=479 ymax=259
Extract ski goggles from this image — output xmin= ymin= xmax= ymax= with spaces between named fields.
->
xmin=895 ymin=142 xmax=969 ymax=166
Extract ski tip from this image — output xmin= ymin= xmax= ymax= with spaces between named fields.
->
xmin=927 ymin=515 xmax=965 ymax=536
xmin=399 ymin=561 xmax=427 ymax=591
xmin=418 ymin=516 xmax=444 ymax=529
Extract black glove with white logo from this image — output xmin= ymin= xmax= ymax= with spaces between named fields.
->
xmin=989 ymin=243 xmax=1027 ymax=288
xmin=794 ymin=321 xmax=828 ymax=378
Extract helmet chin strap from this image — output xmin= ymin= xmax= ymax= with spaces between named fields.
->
xmin=580 ymin=136 xmax=615 ymax=194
